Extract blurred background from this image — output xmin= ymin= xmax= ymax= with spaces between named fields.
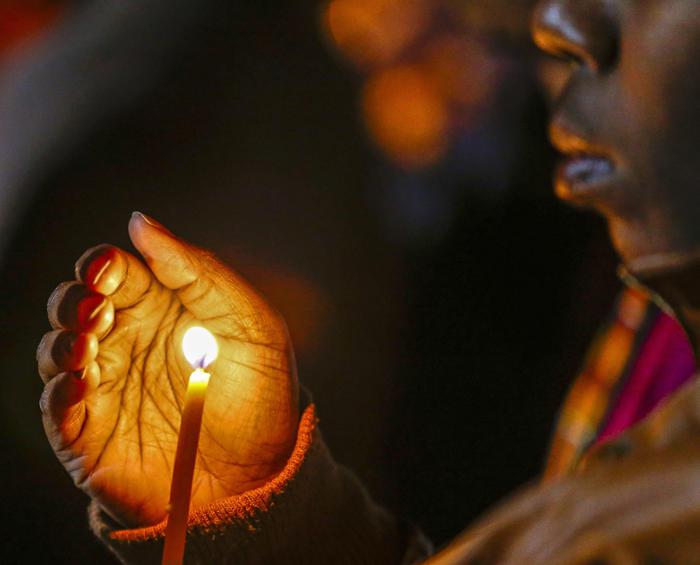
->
xmin=0 ymin=0 xmax=621 ymax=561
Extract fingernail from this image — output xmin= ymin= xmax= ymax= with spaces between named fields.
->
xmin=87 ymin=300 xmax=107 ymax=322
xmin=77 ymin=295 xmax=107 ymax=327
xmin=88 ymin=255 xmax=112 ymax=287
xmin=132 ymin=211 xmax=164 ymax=230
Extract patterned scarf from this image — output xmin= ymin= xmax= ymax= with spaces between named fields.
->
xmin=544 ymin=286 xmax=696 ymax=480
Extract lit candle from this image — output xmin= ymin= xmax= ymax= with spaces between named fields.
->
xmin=162 ymin=326 xmax=219 ymax=565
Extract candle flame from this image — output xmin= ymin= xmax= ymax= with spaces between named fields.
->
xmin=182 ymin=326 xmax=218 ymax=369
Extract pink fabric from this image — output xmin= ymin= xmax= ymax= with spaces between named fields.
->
xmin=597 ymin=312 xmax=695 ymax=444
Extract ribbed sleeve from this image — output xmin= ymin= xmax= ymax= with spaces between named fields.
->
xmin=89 ymin=403 xmax=432 ymax=564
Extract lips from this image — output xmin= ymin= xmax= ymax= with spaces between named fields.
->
xmin=549 ymin=120 xmax=620 ymax=203
xmin=554 ymin=152 xmax=618 ymax=203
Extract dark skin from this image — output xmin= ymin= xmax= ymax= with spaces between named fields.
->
xmin=37 ymin=213 xmax=298 ymax=527
xmin=424 ymin=0 xmax=700 ymax=560
xmin=36 ymin=0 xmax=700 ymax=559
xmin=534 ymin=0 xmax=700 ymax=367
xmin=534 ymin=0 xmax=700 ymax=270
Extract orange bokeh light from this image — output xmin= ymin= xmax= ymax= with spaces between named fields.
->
xmin=362 ymin=64 xmax=448 ymax=169
xmin=323 ymin=0 xmax=429 ymax=69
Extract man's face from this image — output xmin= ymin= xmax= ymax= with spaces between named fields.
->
xmin=532 ymin=0 xmax=700 ymax=267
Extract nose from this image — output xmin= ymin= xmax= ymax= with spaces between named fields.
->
xmin=532 ymin=0 xmax=619 ymax=73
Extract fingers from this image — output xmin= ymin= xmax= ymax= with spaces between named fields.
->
xmin=37 ymin=330 xmax=98 ymax=383
xmin=75 ymin=243 xmax=153 ymax=309
xmin=40 ymin=362 xmax=100 ymax=449
xmin=75 ymin=244 xmax=125 ymax=295
xmin=47 ymin=281 xmax=114 ymax=336
xmin=128 ymin=212 xmax=276 ymax=333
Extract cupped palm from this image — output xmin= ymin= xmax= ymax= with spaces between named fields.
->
xmin=39 ymin=214 xmax=298 ymax=528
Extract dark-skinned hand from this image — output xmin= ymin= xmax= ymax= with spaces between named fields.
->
xmin=37 ymin=213 xmax=299 ymax=528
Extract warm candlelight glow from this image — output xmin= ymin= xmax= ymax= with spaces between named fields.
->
xmin=182 ymin=326 xmax=218 ymax=368
xmin=187 ymin=367 xmax=211 ymax=387
xmin=162 ymin=326 xmax=218 ymax=565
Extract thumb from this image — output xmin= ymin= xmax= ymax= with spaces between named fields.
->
xmin=128 ymin=212 xmax=265 ymax=327
xmin=128 ymin=212 xmax=198 ymax=290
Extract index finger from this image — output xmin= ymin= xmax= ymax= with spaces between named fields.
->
xmin=75 ymin=244 xmax=154 ymax=309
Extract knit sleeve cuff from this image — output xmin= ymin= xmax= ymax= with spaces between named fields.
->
xmin=98 ymin=403 xmax=316 ymax=544
xmin=89 ymin=400 xmax=427 ymax=564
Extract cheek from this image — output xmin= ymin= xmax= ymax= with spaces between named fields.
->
xmin=617 ymin=4 xmax=700 ymax=201
xmin=601 ymin=3 xmax=700 ymax=257
xmin=620 ymin=3 xmax=700 ymax=147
